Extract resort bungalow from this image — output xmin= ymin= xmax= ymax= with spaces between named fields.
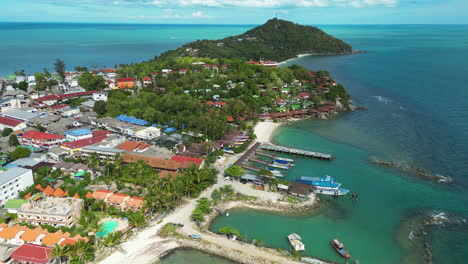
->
xmin=116 ymin=78 xmax=135 ymax=89
xmin=19 ymin=131 xmax=65 ymax=148
xmin=107 ymin=193 xmax=130 ymax=210
xmin=142 ymin=76 xmax=152 ymax=86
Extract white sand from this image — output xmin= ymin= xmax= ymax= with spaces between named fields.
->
xmin=278 ymin=53 xmax=312 ymax=66
xmin=254 ymin=121 xmax=282 ymax=144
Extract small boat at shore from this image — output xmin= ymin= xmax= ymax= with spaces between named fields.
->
xmin=288 ymin=233 xmax=305 ymax=251
xmin=331 ymin=238 xmax=351 ymax=259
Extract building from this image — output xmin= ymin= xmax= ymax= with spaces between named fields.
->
xmin=19 ymin=131 xmax=65 ymax=148
xmin=0 ymin=116 xmax=26 ymax=131
xmin=134 ymin=126 xmax=161 ymax=140
xmin=288 ymin=182 xmax=313 ymax=198
xmin=0 ymin=243 xmax=19 ymax=263
xmin=60 ymin=136 xmax=107 ymax=153
xmin=92 ymin=92 xmax=108 ymax=101
xmin=3 ymin=109 xmax=41 ymax=123
xmin=0 ymin=168 xmax=33 ymax=206
xmin=17 ymin=197 xmax=83 ymax=227
xmin=92 ymin=190 xmax=144 ymax=211
xmin=0 ymin=98 xmax=22 ymax=114
xmin=107 ymin=193 xmax=130 ymax=209
xmin=118 ymin=141 xmax=149 ymax=152
xmin=79 ymin=146 xmax=125 ymax=161
xmin=170 ymin=155 xmax=204 ymax=168
xmin=116 ymin=78 xmax=135 ymax=89
xmin=64 ymin=129 xmax=93 ymax=141
xmin=122 ymin=153 xmax=181 ymax=171
xmin=142 ymin=77 xmax=152 ymax=86
xmin=3 ymin=199 xmax=28 ymax=214
xmin=10 ymin=244 xmax=53 ymax=264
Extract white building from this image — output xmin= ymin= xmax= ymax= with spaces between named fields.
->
xmin=92 ymin=92 xmax=108 ymax=101
xmin=134 ymin=126 xmax=161 ymax=140
xmin=0 ymin=98 xmax=22 ymax=114
xmin=65 ymin=128 xmax=93 ymax=141
xmin=0 ymin=167 xmax=34 ymax=206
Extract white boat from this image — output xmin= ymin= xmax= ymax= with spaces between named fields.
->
xmin=288 ymin=233 xmax=305 ymax=251
xmin=275 ymin=156 xmax=295 ymax=163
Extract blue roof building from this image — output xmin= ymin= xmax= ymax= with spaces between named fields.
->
xmin=116 ymin=115 xmax=150 ymax=126
xmin=65 ymin=128 xmax=93 ymax=141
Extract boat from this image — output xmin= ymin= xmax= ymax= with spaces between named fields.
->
xmin=274 ymin=159 xmax=289 ymax=164
xmin=269 ymin=163 xmax=290 ymax=170
xmin=331 ymin=238 xmax=351 ymax=259
xmin=288 ymin=233 xmax=305 ymax=251
xmin=223 ymin=148 xmax=235 ymax=154
xmin=274 ymin=156 xmax=295 ymax=163
xmin=296 ymin=175 xmax=349 ymax=196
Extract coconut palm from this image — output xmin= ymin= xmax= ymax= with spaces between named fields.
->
xmin=51 ymin=245 xmax=70 ymax=264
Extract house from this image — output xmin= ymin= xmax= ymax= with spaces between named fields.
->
xmin=64 ymin=128 xmax=93 ymax=141
xmin=161 ymin=69 xmax=172 ymax=77
xmin=133 ymin=126 xmax=161 ymax=140
xmin=0 ymin=168 xmax=34 ymax=206
xmin=118 ymin=141 xmax=149 ymax=152
xmin=107 ymin=80 xmax=116 ymax=89
xmin=179 ymin=68 xmax=188 ymax=75
xmin=57 ymin=106 xmax=79 ymax=117
xmin=126 ymin=197 xmax=144 ymax=211
xmin=92 ymin=190 xmax=113 ymax=201
xmin=10 ymin=244 xmax=52 ymax=264
xmin=17 ymin=197 xmax=83 ymax=227
xmin=142 ymin=77 xmax=152 ymax=86
xmin=19 ymin=131 xmax=65 ymax=148
xmin=92 ymin=92 xmax=108 ymax=101
xmin=297 ymin=92 xmax=310 ymax=100
xmin=288 ymin=182 xmax=313 ymax=198
xmin=0 ymin=116 xmax=26 ymax=131
xmin=116 ymin=78 xmax=135 ymax=89
xmin=107 ymin=193 xmax=130 ymax=209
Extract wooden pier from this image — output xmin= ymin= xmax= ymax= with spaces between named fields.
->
xmin=249 ymin=158 xmax=271 ymax=165
xmin=256 ymin=151 xmax=275 ymax=158
xmin=260 ymin=144 xmax=334 ymax=160
xmin=233 ymin=142 xmax=262 ymax=166
xmin=241 ymin=164 xmax=260 ymax=172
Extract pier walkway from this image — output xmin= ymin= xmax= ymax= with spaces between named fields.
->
xmin=233 ymin=142 xmax=262 ymax=166
xmin=260 ymin=144 xmax=334 ymax=160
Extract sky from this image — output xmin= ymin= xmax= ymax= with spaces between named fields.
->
xmin=2 ymin=0 xmax=468 ymax=24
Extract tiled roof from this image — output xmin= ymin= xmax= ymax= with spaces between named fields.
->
xmin=43 ymin=185 xmax=54 ymax=196
xmin=92 ymin=130 xmax=110 ymax=137
xmin=92 ymin=190 xmax=113 ymax=200
xmin=52 ymin=188 xmax=65 ymax=198
xmin=107 ymin=193 xmax=130 ymax=204
xmin=41 ymin=234 xmax=61 ymax=246
xmin=62 ymin=135 xmax=106 ymax=149
xmin=0 ymin=116 xmax=23 ymax=127
xmin=0 ymin=227 xmax=21 ymax=239
xmin=21 ymin=230 xmax=41 ymax=242
xmin=170 ymin=155 xmax=204 ymax=166
xmin=36 ymin=91 xmax=98 ymax=103
xmin=35 ymin=184 xmax=44 ymax=191
xmin=126 ymin=197 xmax=144 ymax=208
xmin=11 ymin=244 xmax=52 ymax=264
xmin=116 ymin=78 xmax=135 ymax=82
xmin=158 ymin=170 xmax=182 ymax=178
xmin=73 ymin=193 xmax=80 ymax=199
xmin=118 ymin=141 xmax=149 ymax=152
xmin=122 ymin=153 xmax=181 ymax=171
xmin=21 ymin=131 xmax=64 ymax=140
xmin=85 ymin=192 xmax=93 ymax=199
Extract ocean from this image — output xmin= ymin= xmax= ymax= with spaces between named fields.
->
xmin=1 ymin=23 xmax=467 ymax=264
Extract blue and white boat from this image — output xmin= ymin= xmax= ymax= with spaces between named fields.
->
xmin=267 ymin=168 xmax=284 ymax=177
xmin=274 ymin=159 xmax=289 ymax=164
xmin=223 ymin=148 xmax=235 ymax=154
xmin=296 ymin=175 xmax=350 ymax=196
xmin=274 ymin=156 xmax=295 ymax=163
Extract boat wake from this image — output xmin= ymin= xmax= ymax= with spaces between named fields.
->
xmin=372 ymin=95 xmax=392 ymax=104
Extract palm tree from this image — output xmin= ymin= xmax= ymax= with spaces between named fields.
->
xmin=51 ymin=245 xmax=70 ymax=264
xmin=102 ymin=232 xmax=123 ymax=248
xmin=72 ymin=240 xmax=94 ymax=263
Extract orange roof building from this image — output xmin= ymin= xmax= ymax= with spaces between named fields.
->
xmin=20 ymin=230 xmax=41 ymax=242
xmin=118 ymin=141 xmax=149 ymax=152
xmin=41 ymin=234 xmax=62 ymax=246
xmin=92 ymin=190 xmax=113 ymax=201
xmin=73 ymin=193 xmax=80 ymax=199
xmin=126 ymin=197 xmax=144 ymax=211
xmin=35 ymin=184 xmax=44 ymax=192
xmin=158 ymin=170 xmax=182 ymax=179
xmin=52 ymin=188 xmax=65 ymax=198
xmin=85 ymin=192 xmax=93 ymax=199
xmin=122 ymin=153 xmax=182 ymax=171
xmin=0 ymin=227 xmax=21 ymax=239
xmin=43 ymin=186 xmax=54 ymax=196
xmin=24 ymin=192 xmax=32 ymax=199
xmin=107 ymin=193 xmax=130 ymax=209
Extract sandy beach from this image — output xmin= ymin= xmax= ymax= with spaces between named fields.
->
xmin=278 ymin=53 xmax=312 ymax=66
xmin=253 ymin=121 xmax=282 ymax=144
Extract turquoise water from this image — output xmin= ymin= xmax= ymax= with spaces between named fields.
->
xmin=96 ymin=220 xmax=119 ymax=237
xmin=212 ymin=25 xmax=468 ymax=264
xmin=158 ymin=249 xmax=235 ymax=264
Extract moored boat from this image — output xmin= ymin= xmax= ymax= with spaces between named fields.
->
xmin=296 ymin=175 xmax=350 ymax=196
xmin=331 ymin=238 xmax=351 ymax=259
xmin=274 ymin=156 xmax=295 ymax=163
xmin=288 ymin=233 xmax=305 ymax=251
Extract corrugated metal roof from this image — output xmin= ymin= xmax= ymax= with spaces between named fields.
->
xmin=0 ymin=167 xmax=31 ymax=185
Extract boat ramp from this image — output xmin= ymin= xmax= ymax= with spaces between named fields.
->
xmin=260 ymin=144 xmax=334 ymax=160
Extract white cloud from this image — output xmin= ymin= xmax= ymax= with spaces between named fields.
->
xmin=129 ymin=10 xmax=215 ymax=19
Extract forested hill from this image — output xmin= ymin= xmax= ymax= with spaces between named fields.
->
xmin=159 ymin=18 xmax=352 ymax=62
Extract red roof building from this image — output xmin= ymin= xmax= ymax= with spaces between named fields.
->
xmin=11 ymin=244 xmax=52 ymax=264
xmin=61 ymin=136 xmax=107 ymax=151
xmin=51 ymin=104 xmax=69 ymax=110
xmin=0 ymin=116 xmax=25 ymax=131
xmin=20 ymin=131 xmax=65 ymax=148
xmin=170 ymin=155 xmax=204 ymax=168
xmin=214 ymin=101 xmax=226 ymax=107
xmin=226 ymin=116 xmax=235 ymax=122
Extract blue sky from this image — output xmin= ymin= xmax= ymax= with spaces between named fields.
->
xmin=2 ymin=0 xmax=468 ymax=24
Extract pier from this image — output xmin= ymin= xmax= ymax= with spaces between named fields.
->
xmin=260 ymin=144 xmax=334 ymax=160
xmin=241 ymin=164 xmax=260 ymax=172
xmin=249 ymin=158 xmax=271 ymax=165
xmin=233 ymin=142 xmax=262 ymax=166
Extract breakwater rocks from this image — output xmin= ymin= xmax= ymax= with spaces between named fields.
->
xmin=408 ymin=212 xmax=467 ymax=264
xmin=368 ymin=157 xmax=454 ymax=183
